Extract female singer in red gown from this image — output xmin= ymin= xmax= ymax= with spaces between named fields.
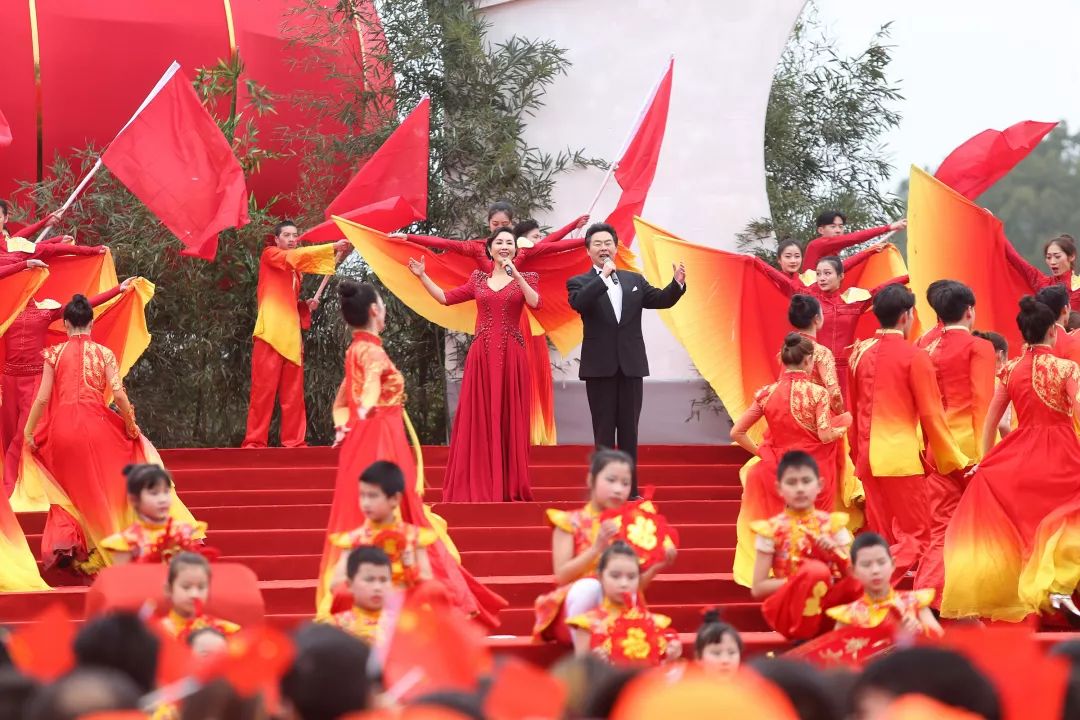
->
xmin=22 ymin=294 xmax=197 ymax=573
xmin=318 ymin=279 xmax=506 ymax=625
xmin=1003 ymin=234 xmax=1080 ymax=310
xmin=408 ymin=228 xmax=541 ymax=501
xmin=942 ymin=296 xmax=1080 ymax=621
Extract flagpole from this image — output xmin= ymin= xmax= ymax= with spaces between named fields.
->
xmin=35 ymin=61 xmax=183 ymax=243
xmin=580 ymin=56 xmax=674 ymax=227
xmin=313 ymin=274 xmax=333 ymax=303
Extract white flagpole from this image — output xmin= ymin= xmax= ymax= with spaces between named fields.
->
xmin=580 ymin=55 xmax=674 ymax=224
xmin=34 ymin=61 xmax=182 ymax=243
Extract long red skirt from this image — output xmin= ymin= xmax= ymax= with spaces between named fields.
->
xmin=442 ymin=335 xmax=533 ymax=502
xmin=317 ymin=405 xmax=507 ymax=628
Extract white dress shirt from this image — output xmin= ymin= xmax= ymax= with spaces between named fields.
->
xmin=595 ymin=266 xmax=623 ymax=323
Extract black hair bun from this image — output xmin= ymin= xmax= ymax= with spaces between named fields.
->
xmin=783 ymin=332 xmax=803 ymax=347
xmin=1019 ymin=296 xmax=1040 ymax=313
xmin=701 ymin=608 xmax=723 ymax=624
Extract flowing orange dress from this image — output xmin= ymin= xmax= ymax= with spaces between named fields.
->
xmin=26 ymin=336 xmax=197 ymax=573
xmin=317 ymin=330 xmax=507 ymax=627
xmin=942 ymin=345 xmax=1080 ymax=621
xmin=731 ymin=370 xmax=850 ymax=587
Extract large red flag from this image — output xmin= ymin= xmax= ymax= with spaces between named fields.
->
xmin=935 ymin=120 xmax=1057 ymax=200
xmin=604 ymin=58 xmax=673 ymax=249
xmin=101 ymin=62 xmax=249 ymax=260
xmin=0 ymin=106 xmax=11 ymax=147
xmin=301 ymin=98 xmax=430 ymax=243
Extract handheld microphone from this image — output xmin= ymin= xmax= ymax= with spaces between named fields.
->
xmin=610 ymin=271 xmax=619 ymax=285
xmin=504 ymin=264 xmax=513 ymax=277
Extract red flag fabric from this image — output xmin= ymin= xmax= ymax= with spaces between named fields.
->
xmin=101 ymin=65 xmax=249 ymax=260
xmin=0 ymin=106 xmax=11 ymax=147
xmin=7 ymin=604 xmax=77 ymax=681
xmin=302 ymin=98 xmax=429 ymax=243
xmin=935 ymin=120 xmax=1057 ymax=200
xmin=604 ymin=59 xmax=673 ymax=249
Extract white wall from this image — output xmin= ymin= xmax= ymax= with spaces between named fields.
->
xmin=472 ymin=0 xmax=806 ymax=441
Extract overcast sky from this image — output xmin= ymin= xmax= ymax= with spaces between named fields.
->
xmin=813 ymin=0 xmax=1080 ymax=189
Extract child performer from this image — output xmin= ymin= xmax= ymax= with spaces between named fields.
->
xmin=99 ymin=464 xmax=209 ymax=565
xmin=695 ymin=609 xmax=742 ymax=675
xmin=750 ymin=451 xmax=861 ymax=640
xmin=730 ymin=333 xmax=851 ymax=587
xmin=320 ymin=546 xmax=392 ymax=645
xmin=156 ymin=553 xmax=239 ymax=642
xmin=325 ymin=461 xmax=435 ymax=603
xmin=848 ymin=285 xmax=969 ymax=578
xmin=533 ymin=450 xmax=676 ymax=644
xmin=566 ymin=541 xmax=681 ymax=666
xmin=912 ymin=281 xmax=996 ymax=609
xmin=828 ymin=533 xmax=942 ymax=637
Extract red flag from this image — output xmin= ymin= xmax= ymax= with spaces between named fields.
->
xmin=302 ymin=98 xmax=429 ymax=243
xmin=6 ymin=604 xmax=77 ymax=681
xmin=604 ymin=58 xmax=673 ymax=249
xmin=101 ymin=62 xmax=250 ymax=260
xmin=935 ymin=120 xmax=1057 ymax=200
xmin=484 ymin=658 xmax=567 ymax=720
xmin=0 ymin=106 xmax=11 ymax=147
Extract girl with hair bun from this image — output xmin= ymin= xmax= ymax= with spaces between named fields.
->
xmin=22 ymin=294 xmax=199 ymax=574
xmin=1004 ymin=233 xmax=1080 ymax=310
xmin=942 ymin=295 xmax=1080 ymax=621
xmin=317 ymin=279 xmax=507 ymax=626
xmin=787 ymin=294 xmax=843 ymax=414
xmin=728 ymin=333 xmax=853 ymax=589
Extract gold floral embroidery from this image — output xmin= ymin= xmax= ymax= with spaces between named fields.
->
xmin=803 ymin=581 xmax=829 ymax=617
xmin=1031 ymin=353 xmax=1075 ymax=415
xmin=754 ymin=382 xmax=779 ymax=410
xmin=848 ymin=338 xmax=879 ymax=374
xmin=625 ymin=516 xmax=658 ymax=551
xmin=349 ymin=340 xmax=405 ymax=408
xmin=80 ymin=342 xmax=115 ymax=394
xmin=104 ymin=348 xmax=123 ymax=394
xmin=789 ymin=377 xmax=829 ymax=436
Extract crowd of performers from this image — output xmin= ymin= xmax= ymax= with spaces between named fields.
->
xmin=5 ymin=194 xmax=1080 ymax=676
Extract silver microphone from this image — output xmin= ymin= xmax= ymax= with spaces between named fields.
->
xmin=504 ymin=264 xmax=513 ymax=277
xmin=610 ymin=271 xmax=619 ymax=285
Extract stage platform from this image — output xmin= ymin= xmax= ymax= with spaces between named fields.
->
xmin=3 ymin=444 xmax=1077 ymax=662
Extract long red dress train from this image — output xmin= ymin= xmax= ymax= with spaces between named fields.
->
xmin=442 ymin=271 xmax=539 ymax=502
xmin=318 ymin=330 xmax=507 ymax=626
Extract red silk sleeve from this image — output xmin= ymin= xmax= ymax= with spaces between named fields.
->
xmin=408 ymin=235 xmax=486 ymax=259
xmin=32 ymin=243 xmax=102 ymax=260
xmin=87 ymin=285 xmax=125 ymax=308
xmin=11 ymin=216 xmax=49 ymax=239
xmin=803 ymin=226 xmax=890 ymax=269
xmin=0 ymin=260 xmax=30 ymax=280
xmin=1002 ymin=240 xmax=1044 ymax=292
xmin=444 ymin=275 xmax=477 ymax=306
xmin=842 ymin=246 xmax=878 ymax=274
xmin=543 ymin=218 xmax=580 ymax=243
xmin=751 ymin=257 xmax=796 ymax=297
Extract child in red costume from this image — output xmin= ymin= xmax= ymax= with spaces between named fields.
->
xmin=155 ymin=552 xmax=239 ymax=642
xmin=320 ymin=545 xmax=391 ymax=645
xmin=750 ymin=450 xmax=861 ymax=640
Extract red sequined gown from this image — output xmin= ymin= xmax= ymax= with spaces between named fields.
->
xmin=442 ymin=270 xmax=539 ymax=501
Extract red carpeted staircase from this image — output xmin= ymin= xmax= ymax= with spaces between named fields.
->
xmin=4 ymin=444 xmax=1075 ymax=663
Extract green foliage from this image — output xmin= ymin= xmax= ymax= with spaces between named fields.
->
xmin=976 ymin=123 xmax=1080 ymax=263
xmin=740 ymin=4 xmax=904 ymax=261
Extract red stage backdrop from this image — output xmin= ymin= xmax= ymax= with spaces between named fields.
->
xmin=0 ymin=0 xmax=392 ymax=209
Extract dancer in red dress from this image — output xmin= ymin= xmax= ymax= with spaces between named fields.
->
xmin=730 ymin=333 xmax=851 ymax=587
xmin=942 ymin=296 xmax=1080 ymax=621
xmin=1 ymin=277 xmax=133 ymax=493
xmin=407 ymin=228 xmax=540 ymax=501
xmin=1035 ymin=285 xmax=1080 ymax=364
xmin=1003 ymin=233 xmax=1080 ymax=310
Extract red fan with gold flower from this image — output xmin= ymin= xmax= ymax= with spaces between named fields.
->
xmin=371 ymin=528 xmax=419 ymax=586
xmin=600 ymin=489 xmax=679 ymax=571
xmin=596 ymin=606 xmax=667 ymax=667
xmin=139 ymin=517 xmax=220 ymax=564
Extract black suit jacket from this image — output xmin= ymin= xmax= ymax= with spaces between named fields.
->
xmin=567 ymin=268 xmax=686 ymax=379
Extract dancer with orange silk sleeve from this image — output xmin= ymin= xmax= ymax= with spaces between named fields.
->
xmin=1 ymin=277 xmax=134 ymax=493
xmin=1003 ymin=233 xmax=1080 ymax=310
xmin=750 ymin=451 xmax=861 ymax=641
xmin=242 ymin=221 xmax=350 ymax=449
xmin=910 ymin=281 xmax=996 ymax=609
xmin=317 ymin=280 xmax=506 ymax=626
xmin=729 ymin=333 xmax=851 ymax=587
xmin=408 ymin=227 xmax=541 ymax=501
xmin=943 ymin=296 xmax=1080 ymax=622
xmin=848 ymin=285 xmax=970 ymax=579
xmin=22 ymin=295 xmax=200 ymax=574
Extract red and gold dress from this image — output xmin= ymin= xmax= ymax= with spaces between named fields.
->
xmin=827 ymin=589 xmax=937 ymax=630
xmin=731 ymin=370 xmax=850 ymax=587
xmin=242 ymin=243 xmax=338 ymax=449
xmin=533 ymin=505 xmax=602 ymax=643
xmin=1 ymin=284 xmax=125 ymax=492
xmin=156 ymin=608 xmax=241 ymax=643
xmin=943 ymin=345 xmax=1080 ymax=621
xmin=566 ymin=599 xmax=677 ymax=667
xmin=442 ymin=270 xmax=540 ymax=502
xmin=328 ymin=519 xmax=437 ymax=590
xmin=24 ymin=336 xmax=199 ymax=573
xmin=317 ymin=330 xmax=506 ymax=627
xmin=750 ymin=508 xmax=861 ymax=640
xmin=849 ymin=330 xmax=969 ymax=578
xmin=98 ymin=516 xmax=209 ymax=564
xmin=319 ymin=605 xmax=383 ymax=644
xmin=913 ymin=327 xmax=996 ymax=608
xmin=1003 ymin=241 xmax=1080 ymax=310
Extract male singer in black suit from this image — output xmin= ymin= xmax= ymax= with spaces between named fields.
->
xmin=567 ymin=222 xmax=687 ymax=497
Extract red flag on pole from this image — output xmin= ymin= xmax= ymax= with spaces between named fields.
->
xmin=101 ymin=62 xmax=249 ymax=260
xmin=301 ymin=97 xmax=430 ymax=243
xmin=604 ymin=58 xmax=674 ymax=249
xmin=935 ymin=120 xmax=1058 ymax=200
xmin=0 ymin=106 xmax=12 ymax=147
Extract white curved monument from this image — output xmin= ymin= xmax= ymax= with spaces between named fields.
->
xmin=475 ymin=0 xmax=807 ymax=443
